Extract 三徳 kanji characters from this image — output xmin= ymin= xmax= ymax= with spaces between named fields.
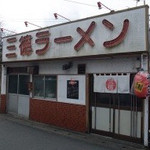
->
xmin=5 ymin=18 xmax=130 ymax=59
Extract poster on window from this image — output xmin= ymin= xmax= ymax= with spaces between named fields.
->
xmin=67 ymin=80 xmax=79 ymax=99
xmin=58 ymin=75 xmax=85 ymax=105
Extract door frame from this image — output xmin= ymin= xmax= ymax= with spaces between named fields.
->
xmin=7 ymin=74 xmax=30 ymax=118
xmin=88 ymin=73 xmax=143 ymax=143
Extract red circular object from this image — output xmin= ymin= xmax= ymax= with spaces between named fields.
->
xmin=134 ymin=71 xmax=150 ymax=98
xmin=106 ymin=78 xmax=117 ymax=91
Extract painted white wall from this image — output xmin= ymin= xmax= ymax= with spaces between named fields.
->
xmin=39 ymin=56 xmax=140 ymax=75
xmin=85 ymin=57 xmax=140 ymax=74
xmin=93 ymin=107 xmax=141 ymax=138
xmin=3 ymin=54 xmax=140 ymax=76
xmin=4 ymin=55 xmax=139 ymax=75
xmin=115 ymin=110 xmax=142 ymax=137
xmin=2 ymin=6 xmax=148 ymax=62
xmin=57 ymin=75 xmax=86 ymax=105
xmin=95 ymin=107 xmax=113 ymax=132
xmin=119 ymin=110 xmax=131 ymax=136
xmin=1 ymin=65 xmax=7 ymax=94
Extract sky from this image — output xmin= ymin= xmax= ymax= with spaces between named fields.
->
xmin=0 ymin=0 xmax=149 ymax=35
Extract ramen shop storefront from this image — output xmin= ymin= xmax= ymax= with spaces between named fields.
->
xmin=0 ymin=5 xmax=149 ymax=146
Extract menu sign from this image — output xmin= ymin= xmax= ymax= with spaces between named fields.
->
xmin=67 ymin=80 xmax=79 ymax=99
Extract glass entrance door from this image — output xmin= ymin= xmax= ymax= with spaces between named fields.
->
xmin=18 ymin=75 xmax=30 ymax=118
xmin=8 ymin=74 xmax=30 ymax=118
xmin=8 ymin=75 xmax=18 ymax=114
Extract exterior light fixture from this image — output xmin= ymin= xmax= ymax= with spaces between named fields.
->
xmin=97 ymin=2 xmax=102 ymax=9
xmin=24 ymin=21 xmax=28 ymax=27
xmin=135 ymin=0 xmax=146 ymax=5
xmin=97 ymin=1 xmax=114 ymax=12
xmin=24 ymin=21 xmax=42 ymax=28
xmin=53 ymin=13 xmax=71 ymax=22
xmin=0 ymin=28 xmax=16 ymax=34
xmin=54 ymin=13 xmax=58 ymax=19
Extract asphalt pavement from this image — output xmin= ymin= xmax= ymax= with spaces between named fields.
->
xmin=0 ymin=114 xmax=148 ymax=150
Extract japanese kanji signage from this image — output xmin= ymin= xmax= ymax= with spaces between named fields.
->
xmin=133 ymin=71 xmax=150 ymax=98
xmin=106 ymin=78 xmax=117 ymax=91
xmin=2 ymin=6 xmax=148 ymax=62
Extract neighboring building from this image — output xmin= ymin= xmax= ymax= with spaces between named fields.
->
xmin=0 ymin=5 xmax=149 ymax=146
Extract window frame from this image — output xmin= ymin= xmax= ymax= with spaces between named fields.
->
xmin=8 ymin=74 xmax=18 ymax=94
xmin=33 ymin=74 xmax=57 ymax=101
xmin=92 ymin=93 xmax=143 ymax=111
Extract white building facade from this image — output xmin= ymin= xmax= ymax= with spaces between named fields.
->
xmin=1 ymin=5 xmax=149 ymax=146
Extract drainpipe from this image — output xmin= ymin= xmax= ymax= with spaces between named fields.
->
xmin=0 ymin=64 xmax=7 ymax=113
xmin=141 ymin=54 xmax=149 ymax=147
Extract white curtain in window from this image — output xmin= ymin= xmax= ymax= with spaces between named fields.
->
xmin=94 ymin=74 xmax=130 ymax=94
xmin=117 ymin=75 xmax=130 ymax=93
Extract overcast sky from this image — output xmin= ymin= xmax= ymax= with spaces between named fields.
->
xmin=0 ymin=0 xmax=149 ymax=34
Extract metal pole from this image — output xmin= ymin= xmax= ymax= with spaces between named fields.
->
xmin=141 ymin=54 xmax=149 ymax=146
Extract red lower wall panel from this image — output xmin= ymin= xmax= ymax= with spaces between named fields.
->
xmin=30 ymin=99 xmax=87 ymax=132
xmin=0 ymin=94 xmax=6 ymax=113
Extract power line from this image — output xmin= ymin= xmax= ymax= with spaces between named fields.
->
xmin=64 ymin=0 xmax=97 ymax=7
xmin=64 ymin=0 xmax=113 ymax=11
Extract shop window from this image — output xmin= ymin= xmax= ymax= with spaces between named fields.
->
xmin=33 ymin=75 xmax=57 ymax=99
xmin=94 ymin=93 xmax=112 ymax=107
xmin=8 ymin=75 xmax=18 ymax=94
xmin=45 ymin=76 xmax=57 ymax=98
xmin=33 ymin=76 xmax=44 ymax=97
xmin=94 ymin=93 xmax=143 ymax=111
xmin=19 ymin=75 xmax=29 ymax=95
